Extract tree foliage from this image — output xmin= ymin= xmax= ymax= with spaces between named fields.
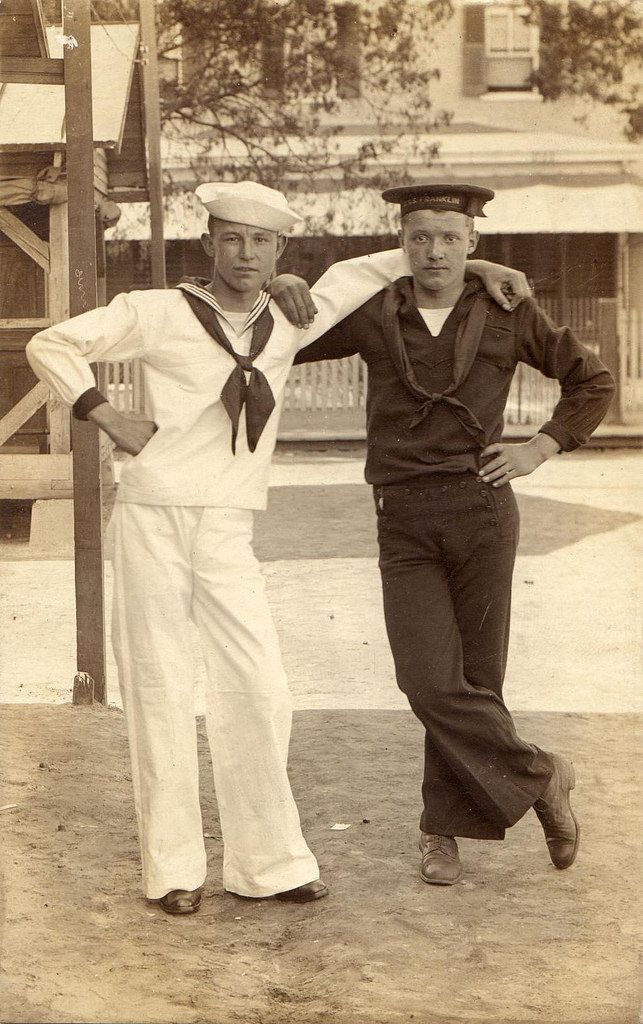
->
xmin=153 ymin=0 xmax=454 ymax=187
xmin=525 ymin=0 xmax=642 ymax=139
xmin=46 ymin=0 xmax=641 ymax=188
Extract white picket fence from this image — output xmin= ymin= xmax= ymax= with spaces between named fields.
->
xmin=623 ymin=307 xmax=642 ymax=414
xmin=103 ymin=296 xmax=642 ymax=431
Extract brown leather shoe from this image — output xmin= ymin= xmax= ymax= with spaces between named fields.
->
xmin=274 ymin=879 xmax=329 ymax=903
xmin=419 ymin=833 xmax=463 ymax=886
xmin=158 ymin=887 xmax=202 ymax=915
xmin=533 ymin=753 xmax=580 ymax=869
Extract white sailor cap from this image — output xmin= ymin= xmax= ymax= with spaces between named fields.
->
xmin=195 ymin=180 xmax=303 ymax=233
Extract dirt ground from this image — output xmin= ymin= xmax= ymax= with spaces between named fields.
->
xmin=1 ymin=449 xmax=641 ymax=1023
xmin=1 ymin=705 xmax=640 ymax=1024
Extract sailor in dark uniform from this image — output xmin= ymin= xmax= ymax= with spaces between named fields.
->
xmin=294 ymin=183 xmax=615 ymax=885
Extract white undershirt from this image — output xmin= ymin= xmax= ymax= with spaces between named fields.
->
xmin=216 ymin=309 xmax=252 ymax=355
xmin=417 ymin=306 xmax=454 ymax=336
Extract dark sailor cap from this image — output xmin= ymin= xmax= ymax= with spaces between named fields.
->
xmin=381 ymin=182 xmax=495 ymax=218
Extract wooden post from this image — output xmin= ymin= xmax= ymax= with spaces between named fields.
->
xmin=597 ymin=298 xmax=623 ymax=425
xmin=48 ymin=202 xmax=71 ymax=453
xmin=63 ymin=0 xmax=107 ymax=704
xmin=558 ymin=234 xmax=570 ymax=324
xmin=139 ymin=0 xmax=166 ymax=289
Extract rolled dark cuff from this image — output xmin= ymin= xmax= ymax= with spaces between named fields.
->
xmin=538 ymin=422 xmax=577 ymax=452
xmin=73 ymin=387 xmax=108 ymax=421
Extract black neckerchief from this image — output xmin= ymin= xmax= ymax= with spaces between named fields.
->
xmin=177 ymin=281 xmax=275 ymax=454
xmin=381 ymin=277 xmax=490 ymax=446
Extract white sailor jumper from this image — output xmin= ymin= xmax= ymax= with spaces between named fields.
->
xmin=26 ymin=250 xmax=410 ymax=899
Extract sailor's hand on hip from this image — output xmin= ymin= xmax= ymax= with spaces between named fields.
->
xmin=88 ymin=403 xmax=157 ymax=456
xmin=479 ymin=434 xmax=559 ymax=486
xmin=268 ymin=274 xmax=318 ymax=328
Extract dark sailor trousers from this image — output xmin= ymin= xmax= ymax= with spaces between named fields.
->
xmin=375 ymin=472 xmax=553 ymax=840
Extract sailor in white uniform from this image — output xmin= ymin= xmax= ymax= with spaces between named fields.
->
xmin=27 ymin=181 xmax=528 ymax=914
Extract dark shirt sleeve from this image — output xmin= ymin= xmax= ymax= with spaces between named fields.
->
xmin=516 ymin=299 xmax=616 ymax=451
xmin=293 ymin=317 xmax=359 ymax=365
xmin=72 ymin=386 xmax=108 ymax=421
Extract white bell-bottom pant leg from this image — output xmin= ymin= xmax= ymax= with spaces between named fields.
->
xmin=191 ymin=507 xmax=319 ymax=897
xmin=111 ymin=503 xmax=319 ymax=900
xmin=111 ymin=503 xmax=207 ymax=900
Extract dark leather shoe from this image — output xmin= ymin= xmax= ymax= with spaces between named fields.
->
xmin=274 ymin=879 xmax=329 ymax=903
xmin=419 ymin=833 xmax=463 ymax=885
xmin=533 ymin=753 xmax=580 ymax=869
xmin=158 ymin=887 xmax=202 ymax=915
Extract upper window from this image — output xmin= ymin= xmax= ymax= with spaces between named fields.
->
xmin=463 ymin=3 xmax=540 ymax=96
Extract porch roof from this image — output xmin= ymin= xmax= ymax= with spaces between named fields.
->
xmin=110 ymin=180 xmax=643 ymax=239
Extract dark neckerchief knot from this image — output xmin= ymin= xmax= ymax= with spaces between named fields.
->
xmin=381 ymin=277 xmax=491 ymax=446
xmin=177 ymin=281 xmax=276 ymax=454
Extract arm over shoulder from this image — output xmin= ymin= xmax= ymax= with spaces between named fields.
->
xmin=297 ymin=248 xmax=410 ymax=347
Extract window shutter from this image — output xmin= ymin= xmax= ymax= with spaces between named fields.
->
xmin=462 ymin=4 xmax=488 ymax=97
xmin=335 ymin=3 xmax=361 ymax=99
xmin=261 ymin=19 xmax=285 ymax=95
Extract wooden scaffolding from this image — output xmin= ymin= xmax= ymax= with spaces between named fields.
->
xmin=0 ymin=0 xmax=165 ymax=703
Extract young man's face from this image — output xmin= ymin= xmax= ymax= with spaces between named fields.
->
xmin=201 ymin=218 xmax=286 ymax=295
xmin=399 ymin=209 xmax=479 ymax=302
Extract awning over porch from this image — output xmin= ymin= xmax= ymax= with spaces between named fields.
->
xmin=479 ymin=182 xmax=643 ymax=234
xmin=110 ymin=179 xmax=643 ymax=239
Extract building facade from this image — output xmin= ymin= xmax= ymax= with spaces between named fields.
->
xmin=108 ymin=0 xmax=643 ymax=432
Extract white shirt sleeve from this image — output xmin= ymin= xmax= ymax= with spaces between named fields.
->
xmin=25 ymin=292 xmax=146 ymax=408
xmin=295 ymin=248 xmax=411 ymax=348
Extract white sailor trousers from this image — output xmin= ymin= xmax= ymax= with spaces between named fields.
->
xmin=110 ymin=503 xmax=319 ymax=900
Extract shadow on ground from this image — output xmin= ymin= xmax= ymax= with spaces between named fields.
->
xmin=1 ymin=705 xmax=640 ymax=1024
xmin=254 ymin=486 xmax=640 ymax=561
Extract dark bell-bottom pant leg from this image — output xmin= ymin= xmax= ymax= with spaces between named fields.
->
xmin=376 ymin=480 xmax=552 ymax=840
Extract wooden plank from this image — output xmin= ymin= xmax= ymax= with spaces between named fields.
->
xmin=106 ymin=168 xmax=148 ymax=189
xmin=122 ymin=360 xmax=132 ymax=413
xmin=95 ymin=206 xmax=107 ymax=305
xmin=597 ymin=298 xmax=622 ymax=424
xmin=48 ymin=206 xmax=72 ymax=456
xmin=64 ymin=0 xmax=107 ymax=705
xmin=0 ymin=453 xmax=73 ymax=499
xmin=48 ymin=397 xmax=71 ymax=454
xmin=139 ymin=0 xmax=166 ymax=289
xmin=0 ymin=208 xmax=50 ymax=271
xmin=0 ymin=15 xmax=42 ymax=57
xmin=0 ymin=380 xmax=49 ymax=447
xmin=48 ymin=204 xmax=70 ymax=317
xmin=132 ymin=358 xmax=143 ymax=414
xmin=46 ymin=199 xmax=71 ymax=468
xmin=1 ymin=0 xmax=41 ymax=13
xmin=93 ymin=149 xmax=109 ymax=198
xmin=0 ymin=318 xmax=51 ymax=329
xmin=106 ymin=62 xmax=147 ymax=190
xmin=0 ymin=329 xmax=39 ymax=350
xmin=0 ymin=57 xmax=64 ymax=84
xmin=30 ymin=0 xmax=50 ymax=58
xmin=0 ymin=150 xmax=56 ymax=176
xmin=47 ymin=193 xmax=71 ymax=488
xmin=107 ymin=187 xmax=149 ymax=203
